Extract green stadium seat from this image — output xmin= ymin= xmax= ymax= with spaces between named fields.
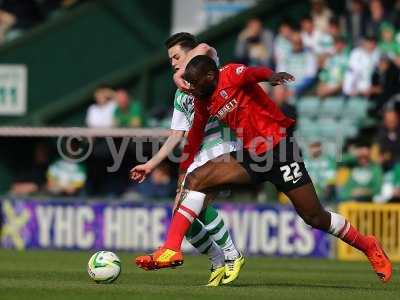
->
xmin=297 ymin=117 xmax=320 ymax=140
xmin=318 ymin=118 xmax=340 ymax=139
xmin=342 ymin=97 xmax=369 ymax=123
xmin=319 ymin=97 xmax=345 ymax=119
xmin=340 ymin=119 xmax=359 ymax=138
xmin=296 ymin=96 xmax=320 ymax=119
xmin=323 ymin=141 xmax=339 ymax=158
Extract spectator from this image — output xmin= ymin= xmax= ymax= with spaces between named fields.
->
xmin=0 ymin=8 xmax=15 ymax=43
xmin=133 ymin=162 xmax=176 ymax=199
xmin=343 ymin=36 xmax=380 ymax=97
xmin=391 ymin=0 xmax=400 ymax=28
xmin=85 ymin=85 xmax=119 ymax=197
xmin=278 ymin=30 xmax=317 ymax=96
xmin=304 ymin=141 xmax=336 ymax=202
xmin=327 ymin=17 xmax=341 ymax=41
xmin=391 ymin=162 xmax=400 ymax=202
xmin=0 ymin=0 xmax=43 ymax=34
xmin=340 ymin=0 xmax=368 ymax=46
xmin=317 ymin=36 xmax=349 ymax=98
xmin=113 ymin=89 xmax=144 ymax=128
xmin=310 ymin=0 xmax=333 ymax=33
xmin=366 ymin=0 xmax=388 ymax=39
xmin=273 ymin=20 xmax=293 ymax=69
xmin=378 ymin=22 xmax=400 ymax=62
xmin=46 ymin=156 xmax=87 ymax=197
xmin=86 ymin=85 xmax=117 ymax=128
xmin=10 ymin=142 xmax=50 ymax=196
xmin=271 ymin=85 xmax=297 ymax=121
xmin=338 ymin=144 xmax=383 ymax=202
xmin=369 ymin=55 xmax=400 ymax=113
xmin=374 ymin=108 xmax=400 ymax=170
xmin=235 ymin=18 xmax=274 ymax=66
xmin=300 ymin=15 xmax=333 ymax=56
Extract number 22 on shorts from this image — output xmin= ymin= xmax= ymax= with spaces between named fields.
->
xmin=280 ymin=162 xmax=303 ymax=183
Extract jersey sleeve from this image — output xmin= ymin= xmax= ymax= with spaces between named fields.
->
xmin=179 ymin=99 xmax=209 ymax=172
xmin=225 ymin=64 xmax=274 ymax=87
xmin=171 ymin=90 xmax=191 ymax=131
xmin=170 ymin=108 xmax=190 ymax=131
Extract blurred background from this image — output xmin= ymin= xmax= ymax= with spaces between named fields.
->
xmin=0 ymin=0 xmax=399 ymax=260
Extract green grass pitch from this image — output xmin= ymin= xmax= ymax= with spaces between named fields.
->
xmin=0 ymin=249 xmax=398 ymax=300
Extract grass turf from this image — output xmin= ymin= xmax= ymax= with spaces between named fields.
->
xmin=0 ymin=249 xmax=398 ymax=300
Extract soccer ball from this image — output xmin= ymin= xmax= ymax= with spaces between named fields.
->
xmin=87 ymin=251 xmax=121 ymax=284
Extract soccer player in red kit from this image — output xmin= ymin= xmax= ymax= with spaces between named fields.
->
xmin=136 ymin=55 xmax=392 ymax=283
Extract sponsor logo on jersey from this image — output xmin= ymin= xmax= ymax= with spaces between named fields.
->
xmin=216 ymin=99 xmax=238 ymax=120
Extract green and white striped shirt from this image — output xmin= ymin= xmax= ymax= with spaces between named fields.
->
xmin=170 ymin=89 xmax=235 ymax=153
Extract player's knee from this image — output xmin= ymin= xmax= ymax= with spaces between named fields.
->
xmin=184 ymin=172 xmax=203 ymax=191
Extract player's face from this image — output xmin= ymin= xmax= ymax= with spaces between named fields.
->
xmin=168 ymin=45 xmax=188 ymax=72
xmin=186 ymin=71 xmax=217 ymax=99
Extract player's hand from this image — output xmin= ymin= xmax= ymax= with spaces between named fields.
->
xmin=173 ymin=70 xmax=190 ymax=92
xmin=129 ymin=163 xmax=153 ymax=183
xmin=269 ymin=72 xmax=295 ymax=86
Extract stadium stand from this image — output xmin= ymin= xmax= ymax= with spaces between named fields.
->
xmin=0 ymin=0 xmax=399 ymax=205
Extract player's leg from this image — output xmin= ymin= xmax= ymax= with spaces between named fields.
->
xmin=136 ymin=154 xmax=250 ymax=269
xmin=185 ymin=218 xmax=226 ymax=286
xmin=198 ymin=203 xmax=244 ymax=285
xmin=186 ymin=218 xmax=225 ymax=267
xmin=163 ymin=154 xmax=250 ymax=250
xmin=186 ymin=152 xmax=244 ymax=284
xmin=284 ymin=182 xmax=392 ymax=283
xmin=275 ymin=133 xmax=392 ymax=283
xmin=199 ymin=204 xmax=240 ymax=260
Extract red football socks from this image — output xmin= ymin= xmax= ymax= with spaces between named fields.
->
xmin=164 ymin=211 xmax=193 ymax=251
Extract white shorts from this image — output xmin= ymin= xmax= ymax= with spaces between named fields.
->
xmin=186 ymin=141 xmax=237 ymax=174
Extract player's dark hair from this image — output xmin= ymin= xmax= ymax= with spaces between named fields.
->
xmin=184 ymin=55 xmax=219 ymax=81
xmin=165 ymin=32 xmax=198 ymax=51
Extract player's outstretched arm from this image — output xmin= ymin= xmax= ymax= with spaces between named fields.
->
xmin=130 ymin=130 xmax=185 ymax=183
xmin=229 ymin=64 xmax=295 ymax=87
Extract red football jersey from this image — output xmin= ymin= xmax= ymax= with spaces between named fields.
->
xmin=180 ymin=63 xmax=295 ymax=171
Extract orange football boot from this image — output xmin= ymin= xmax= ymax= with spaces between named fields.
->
xmin=364 ymin=236 xmax=392 ymax=283
xmin=135 ymin=247 xmax=184 ymax=270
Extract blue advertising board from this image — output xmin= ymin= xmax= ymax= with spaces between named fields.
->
xmin=0 ymin=198 xmax=331 ymax=257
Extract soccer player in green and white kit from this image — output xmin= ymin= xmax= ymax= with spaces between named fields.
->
xmin=130 ymin=33 xmax=244 ymax=286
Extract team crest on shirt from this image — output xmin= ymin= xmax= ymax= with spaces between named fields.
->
xmin=220 ymin=90 xmax=228 ymax=99
xmin=236 ymin=66 xmax=245 ymax=75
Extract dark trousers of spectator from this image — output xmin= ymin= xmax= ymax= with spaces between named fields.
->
xmin=85 ymin=138 xmax=128 ymax=197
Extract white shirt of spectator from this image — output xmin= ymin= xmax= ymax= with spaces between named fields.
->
xmin=85 ymin=100 xmax=117 ymax=128
xmin=301 ymin=30 xmax=333 ymax=55
xmin=343 ymin=47 xmax=381 ymax=95
xmin=277 ymin=49 xmax=318 ymax=91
